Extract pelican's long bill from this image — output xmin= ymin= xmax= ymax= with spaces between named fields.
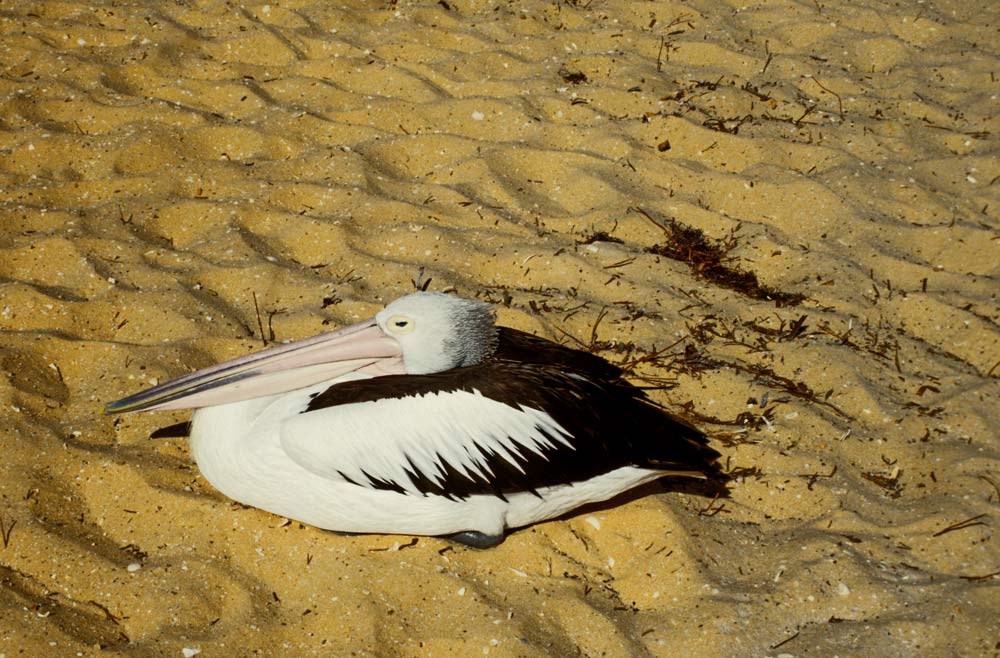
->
xmin=104 ymin=319 xmax=405 ymax=414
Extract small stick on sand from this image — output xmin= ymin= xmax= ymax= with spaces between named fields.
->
xmin=252 ymin=291 xmax=267 ymax=347
xmin=761 ymin=40 xmax=773 ymax=75
xmin=959 ymin=570 xmax=1000 ymax=582
xmin=978 ymin=475 xmax=1000 ymax=502
xmin=932 ymin=513 xmax=989 ymax=538
xmin=771 ymin=629 xmax=800 ymax=650
xmin=0 ymin=515 xmax=15 ymax=548
xmin=811 ymin=77 xmax=844 ymax=120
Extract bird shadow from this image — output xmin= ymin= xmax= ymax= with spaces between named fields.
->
xmin=553 ymin=474 xmax=730 ymax=523
xmin=150 ymin=421 xmax=193 ymax=438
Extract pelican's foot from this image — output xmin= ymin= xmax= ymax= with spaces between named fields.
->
xmin=445 ymin=531 xmax=505 ymax=548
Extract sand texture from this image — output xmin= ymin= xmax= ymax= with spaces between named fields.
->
xmin=1 ymin=0 xmax=999 ymax=655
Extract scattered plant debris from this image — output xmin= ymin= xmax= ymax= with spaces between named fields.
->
xmin=559 ymin=67 xmax=589 ymax=84
xmin=862 ymin=470 xmax=903 ymax=498
xmin=577 ymin=231 xmax=624 ymax=245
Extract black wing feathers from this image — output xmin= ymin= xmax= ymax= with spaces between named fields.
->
xmin=306 ymin=326 xmax=720 ymax=497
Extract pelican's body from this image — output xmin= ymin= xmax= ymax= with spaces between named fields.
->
xmin=107 ymin=292 xmax=720 ymax=546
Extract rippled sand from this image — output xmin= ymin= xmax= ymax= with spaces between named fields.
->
xmin=1 ymin=0 xmax=998 ymax=656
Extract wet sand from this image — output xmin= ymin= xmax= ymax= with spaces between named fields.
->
xmin=1 ymin=0 xmax=998 ymax=655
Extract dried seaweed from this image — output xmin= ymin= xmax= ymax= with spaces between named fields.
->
xmin=632 ymin=208 xmax=804 ymax=306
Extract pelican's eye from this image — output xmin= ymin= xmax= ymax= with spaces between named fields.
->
xmin=386 ymin=315 xmax=415 ymax=334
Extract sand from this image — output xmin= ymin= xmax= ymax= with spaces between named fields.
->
xmin=1 ymin=0 xmax=998 ymax=655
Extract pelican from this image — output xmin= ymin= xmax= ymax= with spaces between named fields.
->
xmin=106 ymin=292 xmax=721 ymax=547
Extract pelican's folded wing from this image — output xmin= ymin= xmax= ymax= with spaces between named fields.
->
xmin=278 ymin=357 xmax=719 ymax=499
xmin=280 ymin=386 xmax=577 ymax=498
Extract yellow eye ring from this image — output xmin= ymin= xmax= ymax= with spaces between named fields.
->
xmin=386 ymin=315 xmax=415 ymax=334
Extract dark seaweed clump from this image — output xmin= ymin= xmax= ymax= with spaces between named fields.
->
xmin=645 ymin=220 xmax=804 ymax=307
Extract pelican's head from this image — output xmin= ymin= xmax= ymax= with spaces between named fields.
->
xmin=104 ymin=292 xmax=498 ymax=413
xmin=376 ymin=292 xmax=498 ymax=375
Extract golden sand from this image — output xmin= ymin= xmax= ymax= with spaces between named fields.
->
xmin=1 ymin=0 xmax=998 ymax=655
